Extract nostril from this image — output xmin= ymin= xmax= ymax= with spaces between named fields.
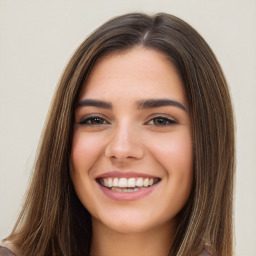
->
xmin=104 ymin=140 xmax=144 ymax=160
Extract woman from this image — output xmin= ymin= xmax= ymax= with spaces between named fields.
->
xmin=1 ymin=13 xmax=235 ymax=256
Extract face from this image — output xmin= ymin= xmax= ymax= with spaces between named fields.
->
xmin=71 ymin=47 xmax=193 ymax=234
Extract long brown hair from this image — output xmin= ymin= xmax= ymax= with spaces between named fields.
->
xmin=6 ymin=13 xmax=235 ymax=256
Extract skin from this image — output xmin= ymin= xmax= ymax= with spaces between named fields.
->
xmin=71 ymin=47 xmax=193 ymax=256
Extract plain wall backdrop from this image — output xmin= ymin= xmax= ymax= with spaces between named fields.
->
xmin=0 ymin=0 xmax=255 ymax=255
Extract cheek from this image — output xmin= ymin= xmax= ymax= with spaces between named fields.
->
xmin=169 ymin=131 xmax=193 ymax=173
xmin=146 ymin=129 xmax=193 ymax=207
xmin=70 ymin=132 xmax=99 ymax=201
xmin=148 ymin=129 xmax=193 ymax=173
xmin=70 ymin=132 xmax=102 ymax=215
xmin=71 ymin=131 xmax=103 ymax=173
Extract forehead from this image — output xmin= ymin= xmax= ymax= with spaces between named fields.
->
xmin=79 ymin=47 xmax=187 ymax=104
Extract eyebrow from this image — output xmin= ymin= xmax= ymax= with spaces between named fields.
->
xmin=137 ymin=99 xmax=188 ymax=111
xmin=77 ymin=98 xmax=187 ymax=111
xmin=77 ymin=99 xmax=112 ymax=109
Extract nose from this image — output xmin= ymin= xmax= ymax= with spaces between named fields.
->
xmin=105 ymin=122 xmax=144 ymax=161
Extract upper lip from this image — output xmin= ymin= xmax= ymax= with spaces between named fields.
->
xmin=96 ymin=171 xmax=160 ymax=179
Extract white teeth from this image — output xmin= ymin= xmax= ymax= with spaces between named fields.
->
xmin=100 ymin=177 xmax=159 ymax=190
xmin=111 ymin=187 xmax=142 ymax=192
xmin=136 ymin=178 xmax=143 ymax=187
xmin=127 ymin=178 xmax=136 ymax=187
xmin=112 ymin=187 xmax=122 ymax=192
xmin=119 ymin=178 xmax=127 ymax=187
xmin=113 ymin=178 xmax=118 ymax=187
xmin=143 ymin=178 xmax=149 ymax=187
xmin=108 ymin=178 xmax=112 ymax=187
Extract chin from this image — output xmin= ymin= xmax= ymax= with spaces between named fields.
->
xmin=98 ymin=219 xmax=157 ymax=234
xmin=92 ymin=207 xmax=175 ymax=235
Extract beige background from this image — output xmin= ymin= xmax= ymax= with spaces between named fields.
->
xmin=0 ymin=0 xmax=255 ymax=255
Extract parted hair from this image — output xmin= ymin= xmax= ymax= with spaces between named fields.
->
xmin=6 ymin=13 xmax=235 ymax=256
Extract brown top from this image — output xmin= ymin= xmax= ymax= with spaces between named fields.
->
xmin=200 ymin=248 xmax=212 ymax=255
xmin=0 ymin=246 xmax=16 ymax=256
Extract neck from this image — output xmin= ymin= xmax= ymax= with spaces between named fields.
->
xmin=90 ymin=218 xmax=177 ymax=256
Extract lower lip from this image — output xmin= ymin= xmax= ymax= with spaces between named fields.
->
xmin=98 ymin=183 xmax=159 ymax=201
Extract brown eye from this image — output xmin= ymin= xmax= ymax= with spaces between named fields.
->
xmin=147 ymin=117 xmax=176 ymax=126
xmin=79 ymin=116 xmax=109 ymax=126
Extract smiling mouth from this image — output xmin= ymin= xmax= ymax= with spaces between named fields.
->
xmin=97 ymin=177 xmax=161 ymax=192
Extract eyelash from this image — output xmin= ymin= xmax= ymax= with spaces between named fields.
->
xmin=145 ymin=116 xmax=177 ymax=126
xmin=78 ymin=115 xmax=177 ymax=126
xmin=78 ymin=115 xmax=110 ymax=126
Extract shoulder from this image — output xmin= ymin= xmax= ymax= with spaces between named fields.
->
xmin=0 ymin=246 xmax=16 ymax=256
